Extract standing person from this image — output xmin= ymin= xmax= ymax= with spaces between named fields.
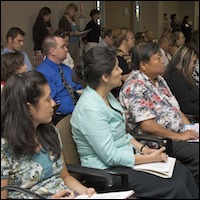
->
xmin=181 ymin=15 xmax=192 ymax=44
xmin=70 ymin=46 xmax=198 ymax=199
xmin=170 ymin=13 xmax=181 ymax=33
xmin=119 ymin=42 xmax=199 ymax=186
xmin=83 ymin=9 xmax=101 ymax=53
xmin=36 ymin=35 xmax=83 ymax=124
xmin=1 ymin=71 xmax=96 ymax=199
xmin=59 ymin=3 xmax=81 ymax=65
xmin=163 ymin=13 xmax=172 ymax=34
xmin=163 ymin=45 xmax=199 ymax=116
xmin=33 ymin=7 xmax=53 ymax=68
xmin=1 ymin=52 xmax=27 ymax=94
xmin=1 ymin=27 xmax=32 ymax=71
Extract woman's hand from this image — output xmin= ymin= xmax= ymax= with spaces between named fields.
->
xmin=51 ymin=189 xmax=75 ymax=199
xmin=84 ymin=187 xmax=96 ymax=197
xmin=150 ymin=147 xmax=168 ymax=162
xmin=141 ymin=146 xmax=157 ymax=155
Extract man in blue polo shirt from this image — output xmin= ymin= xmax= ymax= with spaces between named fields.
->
xmin=36 ymin=35 xmax=83 ymax=124
xmin=1 ymin=27 xmax=33 ymax=71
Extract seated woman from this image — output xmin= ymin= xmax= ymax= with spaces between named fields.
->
xmin=70 ymin=46 xmax=198 ymax=199
xmin=169 ymin=31 xmax=185 ymax=56
xmin=111 ymin=28 xmax=135 ymax=98
xmin=1 ymin=71 xmax=96 ymax=199
xmin=164 ymin=45 xmax=199 ymax=116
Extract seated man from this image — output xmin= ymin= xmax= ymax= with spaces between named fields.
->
xmin=119 ymin=41 xmax=199 ymax=186
xmin=96 ymin=28 xmax=116 ymax=51
xmin=36 ymin=35 xmax=83 ymax=124
xmin=1 ymin=27 xmax=33 ymax=71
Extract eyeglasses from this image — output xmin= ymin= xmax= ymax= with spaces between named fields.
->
xmin=59 ymin=31 xmax=70 ymax=37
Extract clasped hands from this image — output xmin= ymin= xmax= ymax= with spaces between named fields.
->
xmin=51 ymin=187 xmax=96 ymax=199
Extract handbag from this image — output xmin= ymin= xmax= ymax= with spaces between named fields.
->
xmin=1 ymin=185 xmax=46 ymax=199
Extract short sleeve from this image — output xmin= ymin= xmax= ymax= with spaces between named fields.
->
xmin=1 ymin=138 xmax=11 ymax=179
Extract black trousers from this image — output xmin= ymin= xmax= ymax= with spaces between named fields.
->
xmin=170 ymin=141 xmax=199 ymax=187
xmin=85 ymin=163 xmax=198 ymax=199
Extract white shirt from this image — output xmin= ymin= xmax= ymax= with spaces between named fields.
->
xmin=160 ymin=48 xmax=172 ymax=70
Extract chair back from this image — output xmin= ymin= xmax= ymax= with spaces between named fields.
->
xmin=55 ymin=114 xmax=81 ymax=179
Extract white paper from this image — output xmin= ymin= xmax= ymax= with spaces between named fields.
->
xmin=75 ymin=190 xmax=135 ymax=199
xmin=133 ymin=157 xmax=176 ymax=178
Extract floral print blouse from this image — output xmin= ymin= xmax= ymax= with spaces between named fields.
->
xmin=119 ymin=70 xmax=185 ymax=135
xmin=1 ymin=127 xmax=68 ymax=199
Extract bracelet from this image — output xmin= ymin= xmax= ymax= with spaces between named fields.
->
xmin=139 ymin=144 xmax=147 ymax=154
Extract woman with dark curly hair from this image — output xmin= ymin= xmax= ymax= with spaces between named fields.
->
xmin=1 ymin=52 xmax=27 ymax=94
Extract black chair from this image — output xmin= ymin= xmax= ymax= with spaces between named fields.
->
xmin=132 ymin=133 xmax=173 ymax=155
xmin=55 ymin=114 xmax=129 ymax=193
xmin=185 ymin=114 xmax=199 ymax=123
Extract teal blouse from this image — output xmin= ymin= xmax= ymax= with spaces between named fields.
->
xmin=70 ymin=86 xmax=135 ymax=169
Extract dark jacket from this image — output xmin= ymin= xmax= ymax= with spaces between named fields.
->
xmin=164 ymin=68 xmax=199 ymax=116
xmin=33 ymin=20 xmax=51 ymax=50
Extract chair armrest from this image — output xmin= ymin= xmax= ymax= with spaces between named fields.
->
xmin=133 ymin=134 xmax=173 ymax=154
xmin=67 ymin=164 xmax=128 ymax=189
xmin=185 ymin=114 xmax=199 ymax=123
xmin=1 ymin=185 xmax=45 ymax=199
xmin=103 ymin=169 xmax=128 ymax=189
xmin=67 ymin=164 xmax=113 ymax=188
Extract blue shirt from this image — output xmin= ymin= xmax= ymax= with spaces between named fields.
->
xmin=1 ymin=48 xmax=33 ymax=71
xmin=36 ymin=58 xmax=83 ymax=115
xmin=70 ymin=86 xmax=135 ymax=169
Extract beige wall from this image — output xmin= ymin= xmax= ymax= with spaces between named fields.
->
xmin=139 ymin=1 xmax=199 ymax=39
xmin=103 ymin=1 xmax=198 ymax=39
xmin=104 ymin=1 xmax=133 ymax=30
xmin=1 ymin=1 xmax=95 ymax=65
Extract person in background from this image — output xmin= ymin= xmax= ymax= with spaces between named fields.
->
xmin=1 ymin=70 xmax=96 ymax=199
xmin=111 ymin=28 xmax=135 ymax=98
xmin=159 ymin=35 xmax=172 ymax=71
xmin=83 ymin=9 xmax=101 ymax=53
xmin=59 ymin=3 xmax=81 ymax=65
xmin=163 ymin=13 xmax=172 ymax=34
xmin=169 ymin=31 xmax=185 ymax=56
xmin=187 ymin=30 xmax=199 ymax=89
xmin=181 ymin=15 xmax=192 ymax=44
xmin=170 ymin=13 xmax=181 ymax=33
xmin=134 ymin=31 xmax=146 ymax=45
xmin=119 ymin=42 xmax=199 ymax=186
xmin=1 ymin=52 xmax=27 ymax=94
xmin=54 ymin=29 xmax=75 ymax=69
xmin=1 ymin=37 xmax=4 ymax=52
xmin=164 ymin=45 xmax=199 ymax=116
xmin=33 ymin=7 xmax=53 ymax=68
xmin=36 ymin=35 xmax=83 ymax=125
xmin=1 ymin=27 xmax=32 ymax=71
xmin=70 ymin=46 xmax=198 ymax=199
xmin=96 ymin=28 xmax=116 ymax=51
xmin=144 ymin=30 xmax=156 ymax=42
